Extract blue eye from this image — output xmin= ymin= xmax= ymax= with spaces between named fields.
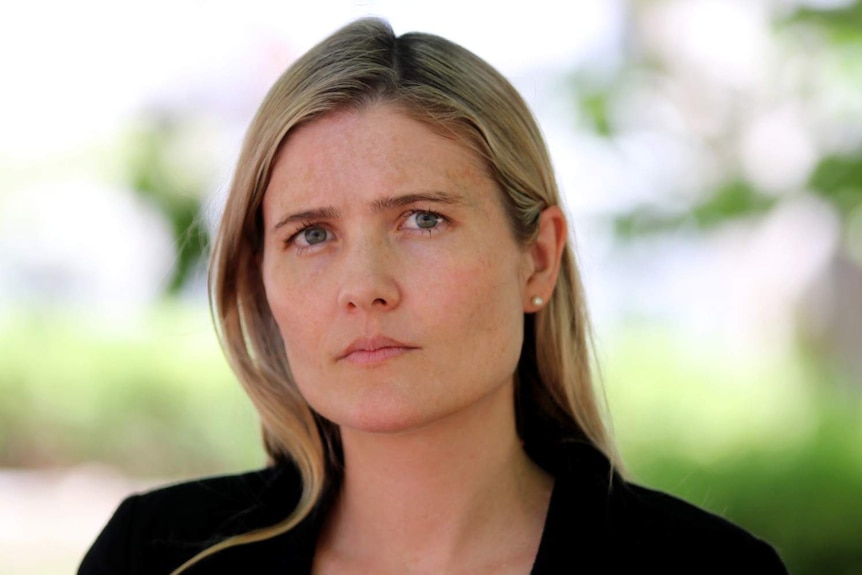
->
xmin=414 ymin=212 xmax=441 ymax=229
xmin=287 ymin=225 xmax=329 ymax=249
xmin=300 ymin=226 xmax=329 ymax=245
xmin=405 ymin=211 xmax=445 ymax=231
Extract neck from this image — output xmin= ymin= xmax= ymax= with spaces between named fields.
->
xmin=315 ymin=382 xmax=553 ymax=574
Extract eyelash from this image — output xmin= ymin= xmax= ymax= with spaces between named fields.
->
xmin=283 ymin=209 xmax=450 ymax=253
xmin=402 ymin=209 xmax=449 ymax=234
xmin=284 ymin=220 xmax=326 ymax=253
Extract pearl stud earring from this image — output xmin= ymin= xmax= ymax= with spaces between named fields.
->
xmin=531 ymin=296 xmax=544 ymax=306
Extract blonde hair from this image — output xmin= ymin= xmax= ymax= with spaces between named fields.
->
xmin=175 ymin=17 xmax=618 ymax=573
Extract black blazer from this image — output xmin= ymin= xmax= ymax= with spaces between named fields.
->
xmin=79 ymin=443 xmax=787 ymax=574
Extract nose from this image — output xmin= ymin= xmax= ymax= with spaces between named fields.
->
xmin=336 ymin=236 xmax=401 ymax=312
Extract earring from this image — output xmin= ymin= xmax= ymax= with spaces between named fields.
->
xmin=531 ymin=296 xmax=544 ymax=307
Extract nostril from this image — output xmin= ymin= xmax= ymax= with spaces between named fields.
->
xmin=337 ymin=268 xmax=400 ymax=311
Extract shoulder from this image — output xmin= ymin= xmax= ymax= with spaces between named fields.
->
xmin=609 ymin=481 xmax=787 ymax=572
xmin=126 ymin=463 xmax=301 ymax=532
xmin=536 ymin=442 xmax=787 ymax=574
xmin=78 ymin=464 xmax=303 ymax=575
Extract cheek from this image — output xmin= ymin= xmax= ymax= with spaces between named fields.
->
xmin=419 ymin=246 xmax=526 ymax=349
xmin=262 ymin=260 xmax=328 ymax=359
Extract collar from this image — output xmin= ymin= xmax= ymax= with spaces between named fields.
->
xmin=252 ymin=441 xmax=617 ymax=574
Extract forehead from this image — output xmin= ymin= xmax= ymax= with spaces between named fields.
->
xmin=264 ymin=105 xmax=495 ymax=207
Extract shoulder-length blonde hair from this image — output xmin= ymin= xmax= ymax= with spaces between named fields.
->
xmin=177 ymin=16 xmax=618 ymax=573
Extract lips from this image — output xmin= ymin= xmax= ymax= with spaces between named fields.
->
xmin=338 ymin=336 xmax=418 ymax=365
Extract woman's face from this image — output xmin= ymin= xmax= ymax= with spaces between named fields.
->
xmin=260 ymin=105 xmax=535 ymax=435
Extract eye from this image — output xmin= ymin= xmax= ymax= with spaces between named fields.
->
xmin=404 ymin=210 xmax=446 ymax=231
xmin=289 ymin=225 xmax=330 ymax=248
xmin=301 ymin=227 xmax=328 ymax=245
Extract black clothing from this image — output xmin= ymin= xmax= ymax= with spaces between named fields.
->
xmin=79 ymin=442 xmax=787 ymax=574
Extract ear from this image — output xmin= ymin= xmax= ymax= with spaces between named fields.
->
xmin=524 ymin=206 xmax=567 ymax=312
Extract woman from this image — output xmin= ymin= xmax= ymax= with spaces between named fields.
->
xmin=80 ymin=18 xmax=787 ymax=574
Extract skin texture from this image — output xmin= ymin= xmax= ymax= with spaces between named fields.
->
xmin=260 ymin=105 xmax=567 ymax=574
xmin=262 ymin=105 xmax=536 ymax=435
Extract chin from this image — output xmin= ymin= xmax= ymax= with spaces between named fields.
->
xmin=341 ymin=406 xmax=435 ymax=436
xmin=313 ymin=396 xmax=449 ymax=437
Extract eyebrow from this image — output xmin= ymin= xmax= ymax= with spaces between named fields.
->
xmin=272 ymin=206 xmax=341 ymax=232
xmin=271 ymin=191 xmax=469 ymax=233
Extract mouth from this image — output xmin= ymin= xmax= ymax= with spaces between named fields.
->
xmin=338 ymin=336 xmax=418 ymax=365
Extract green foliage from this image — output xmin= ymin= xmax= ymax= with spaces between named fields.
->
xmin=569 ymin=1 xmax=862 ymax=240
xmin=0 ymin=305 xmax=262 ymax=476
xmin=629 ymin=436 xmax=862 ymax=574
xmin=124 ymin=115 xmax=212 ymax=294
xmin=810 ymin=153 xmax=862 ymax=215
xmin=690 ymin=180 xmax=778 ymax=226
xmin=577 ymin=88 xmax=614 ymax=138
xmin=603 ymin=326 xmax=862 ymax=575
xmin=613 ymin=180 xmax=776 ymax=238
xmin=783 ymin=4 xmax=862 ymax=45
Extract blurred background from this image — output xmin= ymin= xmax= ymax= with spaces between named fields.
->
xmin=1 ymin=0 xmax=861 ymax=573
